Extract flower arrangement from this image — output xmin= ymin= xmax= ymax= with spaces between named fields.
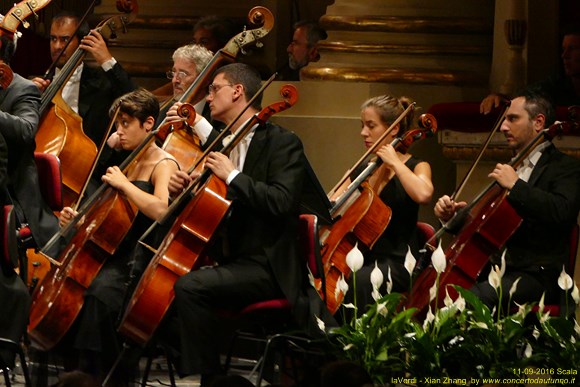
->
xmin=316 ymin=244 xmax=580 ymax=385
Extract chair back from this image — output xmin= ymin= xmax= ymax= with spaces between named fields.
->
xmin=567 ymin=223 xmax=579 ymax=276
xmin=414 ymin=221 xmax=436 ymax=273
xmin=298 ymin=214 xmax=326 ymax=302
xmin=1 ymin=205 xmax=18 ymax=268
xmin=34 ymin=152 xmax=63 ymax=211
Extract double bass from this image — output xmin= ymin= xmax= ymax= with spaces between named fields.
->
xmin=406 ymin=118 xmax=580 ymax=316
xmin=34 ymin=5 xmax=138 ymax=208
xmin=158 ymin=6 xmax=274 ymax=171
xmin=118 ymin=84 xmax=298 ymax=346
xmin=317 ymin=111 xmax=438 ymax=314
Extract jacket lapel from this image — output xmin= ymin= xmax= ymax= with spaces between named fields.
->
xmin=527 ymin=144 xmax=554 ymax=187
xmin=242 ymin=124 xmax=268 ymax=174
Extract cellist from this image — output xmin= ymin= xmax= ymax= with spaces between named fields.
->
xmin=164 ymin=63 xmax=334 ymax=385
xmin=107 ymin=43 xmax=214 ymax=149
xmin=434 ymin=90 xmax=580 ymax=309
xmin=58 ymin=88 xmax=179 ymax=385
xmin=333 ymin=95 xmax=434 ymax=312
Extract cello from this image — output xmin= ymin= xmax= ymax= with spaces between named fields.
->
xmin=118 ymin=84 xmax=298 ymax=346
xmin=34 ymin=4 xmax=138 ymax=209
xmin=406 ymin=118 xmax=580 ymax=316
xmin=317 ymin=112 xmax=438 ymax=314
xmin=27 ymin=97 xmax=171 ymax=351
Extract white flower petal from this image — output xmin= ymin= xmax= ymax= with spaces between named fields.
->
xmin=524 ymin=343 xmax=533 ymax=358
xmin=444 ymin=288 xmax=453 ymax=307
xmin=538 ymin=293 xmax=545 ymax=314
xmin=404 ymin=245 xmax=416 ymax=275
xmin=429 ymin=282 xmax=437 ymax=302
xmin=370 ymin=261 xmax=384 ymax=290
xmin=371 ymin=287 xmax=382 ymax=302
xmin=346 ymin=243 xmax=364 ymax=273
xmin=315 ymin=316 xmax=325 ymax=332
xmin=431 ymin=241 xmax=446 ymax=274
xmin=386 ymin=265 xmax=393 ymax=294
xmin=499 ymin=249 xmax=507 ymax=277
xmin=509 ymin=277 xmax=521 ymax=297
xmin=571 ymin=282 xmax=580 ymax=304
xmin=557 ymin=265 xmax=574 ymax=291
xmin=488 ymin=265 xmax=501 ymax=290
xmin=454 ymin=295 xmax=466 ymax=312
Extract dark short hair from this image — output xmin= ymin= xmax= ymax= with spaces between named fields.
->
xmin=0 ymin=34 xmax=16 ymax=63
xmin=52 ymin=10 xmax=90 ymax=40
xmin=515 ymin=88 xmax=556 ymax=127
xmin=109 ymin=88 xmax=160 ymax=124
xmin=293 ymin=20 xmax=327 ymax=47
xmin=193 ymin=15 xmax=238 ymax=48
xmin=212 ymin=63 xmax=263 ymax=110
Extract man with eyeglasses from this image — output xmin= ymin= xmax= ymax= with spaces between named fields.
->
xmin=163 ymin=62 xmax=335 ymax=385
xmin=107 ymin=44 xmax=214 ymax=152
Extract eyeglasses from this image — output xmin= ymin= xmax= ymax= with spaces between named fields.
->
xmin=208 ymin=83 xmax=233 ymax=95
xmin=166 ymin=70 xmax=191 ymax=81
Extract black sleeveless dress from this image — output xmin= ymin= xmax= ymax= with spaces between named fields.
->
xmin=343 ymin=156 xmax=422 ymax=309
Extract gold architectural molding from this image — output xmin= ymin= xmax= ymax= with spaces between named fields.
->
xmin=320 ymin=15 xmax=492 ymax=34
xmin=301 ymin=66 xmax=486 ymax=85
xmin=318 ymin=41 xmax=490 ymax=56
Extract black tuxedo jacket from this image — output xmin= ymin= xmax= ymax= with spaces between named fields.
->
xmin=506 ymin=144 xmax=580 ymax=269
xmin=0 ymin=73 xmax=59 ymax=251
xmin=208 ymin=121 xmax=335 ymax=333
xmin=79 ymin=62 xmax=136 ymax=146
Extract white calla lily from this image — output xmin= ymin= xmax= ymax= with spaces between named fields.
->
xmin=404 ymin=245 xmax=416 ymax=275
xmin=336 ymin=274 xmax=349 ymax=301
xmin=454 ymin=294 xmax=466 ymax=312
xmin=385 ymin=265 xmax=393 ymax=294
xmin=509 ymin=277 xmax=521 ymax=297
xmin=346 ymin=243 xmax=364 ymax=273
xmin=315 ymin=316 xmax=325 ymax=332
xmin=538 ymin=293 xmax=545 ymax=315
xmin=429 ymin=282 xmax=437 ymax=302
xmin=571 ymin=282 xmax=580 ymax=304
xmin=431 ymin=241 xmax=446 ymax=274
xmin=524 ymin=343 xmax=533 ymax=358
xmin=499 ymin=249 xmax=506 ymax=277
xmin=488 ymin=265 xmax=501 ymax=290
xmin=444 ymin=288 xmax=453 ymax=307
xmin=423 ymin=306 xmax=435 ymax=330
xmin=557 ymin=265 xmax=574 ymax=291
xmin=370 ymin=261 xmax=384 ymax=290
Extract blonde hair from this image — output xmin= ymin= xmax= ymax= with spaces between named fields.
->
xmin=361 ymin=95 xmax=415 ymax=133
